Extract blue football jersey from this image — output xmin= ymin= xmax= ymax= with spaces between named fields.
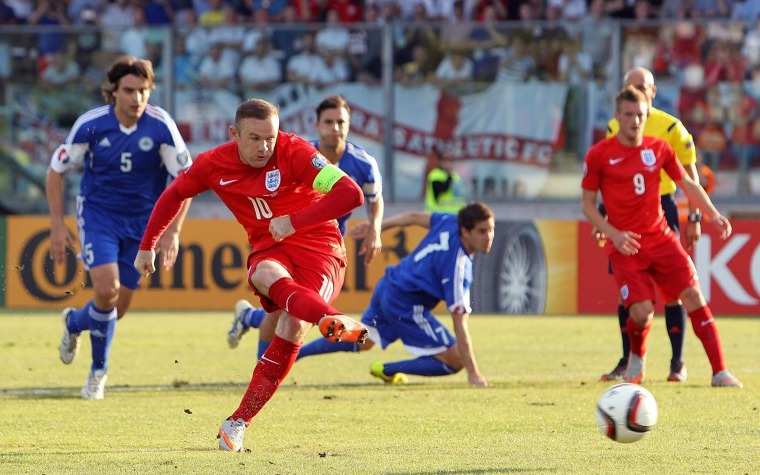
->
xmin=50 ymin=103 xmax=191 ymax=217
xmin=385 ymin=213 xmax=473 ymax=315
xmin=311 ymin=140 xmax=382 ymax=235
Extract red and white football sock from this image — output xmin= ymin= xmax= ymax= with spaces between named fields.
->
xmin=688 ymin=306 xmax=725 ymax=374
xmin=231 ymin=336 xmax=300 ymax=423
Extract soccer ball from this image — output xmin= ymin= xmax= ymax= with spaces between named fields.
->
xmin=595 ymin=383 xmax=658 ymax=443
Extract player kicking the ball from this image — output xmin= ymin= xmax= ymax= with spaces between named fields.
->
xmin=135 ymin=98 xmax=368 ymax=452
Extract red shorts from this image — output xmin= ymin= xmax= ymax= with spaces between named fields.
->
xmin=246 ymin=243 xmax=346 ymax=313
xmin=609 ymin=231 xmax=697 ymax=307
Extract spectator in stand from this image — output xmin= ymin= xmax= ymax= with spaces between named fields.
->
xmin=558 ymin=37 xmax=593 ymax=85
xmin=691 ymin=0 xmax=734 ymax=18
xmin=244 ymin=0 xmax=290 ymax=21
xmin=441 ymin=1 xmax=473 ymax=51
xmin=0 ymin=1 xmax=17 ymax=24
xmin=238 ymin=38 xmax=283 ymax=95
xmin=143 ymin=0 xmax=175 ymax=25
xmin=732 ymin=1 xmax=760 ymax=26
xmin=397 ymin=0 xmax=435 ymax=20
xmin=169 ymin=0 xmax=196 ymax=25
xmin=40 ymin=48 xmax=81 ymax=88
xmin=467 ymin=4 xmax=508 ymax=81
xmin=67 ymin=1 xmax=99 ymax=25
xmin=703 ymin=40 xmax=746 ymax=84
xmin=434 ymin=49 xmax=474 ymax=89
xmin=100 ymin=0 xmax=136 ymax=53
xmin=315 ymin=8 xmax=351 ymax=55
xmin=27 ymin=1 xmax=70 ymax=69
xmin=286 ymin=32 xmax=328 ymax=86
xmin=319 ymin=48 xmax=351 ymax=84
xmin=395 ymin=44 xmax=439 ymax=86
xmin=270 ymin=5 xmax=303 ymax=60
xmin=472 ymin=0 xmax=508 ymax=20
xmin=242 ymin=8 xmax=271 ymax=54
xmin=347 ymin=4 xmax=383 ymax=83
xmin=199 ymin=0 xmax=225 ymax=25
xmin=328 ymin=0 xmax=364 ymax=22
xmin=184 ymin=24 xmax=210 ymax=66
xmin=495 ymin=35 xmax=536 ymax=82
xmin=727 ymin=82 xmax=760 ymax=194
xmin=659 ymin=0 xmax=691 ymax=17
xmin=208 ymin=6 xmax=246 ymax=66
xmin=198 ymin=42 xmax=237 ymax=91
xmin=163 ymin=35 xmax=198 ymax=90
xmin=580 ymin=0 xmax=614 ymax=78
xmin=547 ymin=0 xmax=588 ymax=21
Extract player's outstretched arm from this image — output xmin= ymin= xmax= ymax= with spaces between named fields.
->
xmin=451 ymin=311 xmax=489 ymax=388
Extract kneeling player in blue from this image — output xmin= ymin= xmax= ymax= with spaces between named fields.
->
xmin=298 ymin=202 xmax=494 ymax=387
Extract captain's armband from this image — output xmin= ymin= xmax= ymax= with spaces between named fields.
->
xmin=312 ymin=162 xmax=347 ymax=193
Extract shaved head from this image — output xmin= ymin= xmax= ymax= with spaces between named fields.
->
xmin=624 ymin=67 xmax=655 ymax=87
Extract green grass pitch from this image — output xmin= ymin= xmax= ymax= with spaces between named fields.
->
xmin=1 ymin=311 xmax=758 ymax=474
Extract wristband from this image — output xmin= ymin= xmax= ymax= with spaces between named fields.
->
xmin=688 ymin=212 xmax=702 ymax=223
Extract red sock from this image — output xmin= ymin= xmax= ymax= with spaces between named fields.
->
xmin=231 ymin=336 xmax=301 ymax=423
xmin=267 ymin=277 xmax=340 ymax=324
xmin=688 ymin=306 xmax=725 ymax=374
xmin=626 ymin=317 xmax=651 ymax=357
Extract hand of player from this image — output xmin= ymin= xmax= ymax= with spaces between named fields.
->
xmin=709 ymin=214 xmax=732 ymax=240
xmin=134 ymin=249 xmax=156 ymax=277
xmin=155 ymin=231 xmax=180 ymax=270
xmin=269 ymin=215 xmax=295 ymax=242
xmin=685 ymin=221 xmax=701 ymax=249
xmin=49 ymin=221 xmax=75 ymax=265
xmin=591 ymin=226 xmax=607 ymax=248
xmin=358 ymin=225 xmax=382 ymax=265
xmin=349 ymin=222 xmax=369 ymax=240
xmin=610 ymin=230 xmax=641 ymax=256
xmin=468 ymin=372 xmax=490 ymax=388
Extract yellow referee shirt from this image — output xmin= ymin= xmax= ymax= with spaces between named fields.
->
xmin=607 ymin=107 xmax=696 ymax=195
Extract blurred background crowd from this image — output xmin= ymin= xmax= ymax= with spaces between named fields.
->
xmin=1 ymin=0 xmax=760 ymax=214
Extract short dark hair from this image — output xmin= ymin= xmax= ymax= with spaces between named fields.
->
xmin=235 ymin=98 xmax=279 ymax=126
xmin=101 ymin=56 xmax=155 ymax=103
xmin=615 ymin=85 xmax=647 ymax=111
xmin=458 ymin=201 xmax=494 ymax=232
xmin=316 ymin=94 xmax=350 ymax=121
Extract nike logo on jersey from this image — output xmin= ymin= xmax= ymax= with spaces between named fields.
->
xmin=441 ymin=278 xmax=451 ymax=284
xmin=609 ymin=157 xmax=624 ymax=165
xmin=219 ymin=178 xmax=238 ymax=186
xmin=98 ymin=137 xmax=111 ymax=147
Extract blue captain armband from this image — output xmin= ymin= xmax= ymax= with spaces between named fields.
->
xmin=312 ymin=163 xmax=348 ymax=193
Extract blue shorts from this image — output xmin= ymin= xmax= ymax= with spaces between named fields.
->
xmin=361 ymin=276 xmax=456 ymax=356
xmin=76 ymin=197 xmax=146 ymax=290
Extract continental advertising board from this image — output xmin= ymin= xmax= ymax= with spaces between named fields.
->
xmin=1 ymin=216 xmax=757 ymax=316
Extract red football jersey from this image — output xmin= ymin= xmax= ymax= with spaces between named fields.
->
xmin=582 ymin=135 xmax=686 ymax=237
xmin=174 ymin=130 xmax=345 ymax=258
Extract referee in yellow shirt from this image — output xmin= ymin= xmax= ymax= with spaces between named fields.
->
xmin=599 ymin=67 xmax=703 ymax=383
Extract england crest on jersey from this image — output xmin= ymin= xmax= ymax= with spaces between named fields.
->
xmin=640 ymin=149 xmax=656 ymax=166
xmin=266 ymin=169 xmax=281 ymax=191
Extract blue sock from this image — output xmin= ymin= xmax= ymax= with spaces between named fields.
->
xmin=257 ymin=339 xmax=271 ymax=360
xmin=88 ymin=304 xmax=117 ymax=373
xmin=297 ymin=339 xmax=359 ymax=360
xmin=384 ymin=356 xmax=457 ymax=377
xmin=242 ymin=307 xmax=266 ymax=329
xmin=665 ymin=304 xmax=686 ymax=366
xmin=67 ymin=303 xmax=93 ymax=334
